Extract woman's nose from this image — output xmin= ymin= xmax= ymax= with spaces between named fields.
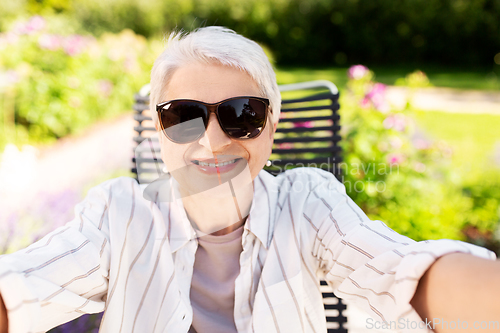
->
xmin=198 ymin=114 xmax=232 ymax=152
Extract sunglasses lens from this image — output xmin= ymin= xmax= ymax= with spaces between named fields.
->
xmin=158 ymin=98 xmax=268 ymax=143
xmin=160 ymin=102 xmax=207 ymax=143
xmin=218 ymin=98 xmax=268 ymax=139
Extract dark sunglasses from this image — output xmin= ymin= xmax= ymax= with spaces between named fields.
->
xmin=156 ymin=96 xmax=271 ymax=144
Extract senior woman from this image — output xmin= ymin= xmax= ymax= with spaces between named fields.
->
xmin=1 ymin=27 xmax=500 ymax=333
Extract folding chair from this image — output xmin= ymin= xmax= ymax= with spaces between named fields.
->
xmin=131 ymin=80 xmax=347 ymax=333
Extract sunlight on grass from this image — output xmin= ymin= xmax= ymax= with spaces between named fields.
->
xmin=414 ymin=111 xmax=500 ymax=182
xmin=275 ymin=67 xmax=349 ymax=88
xmin=371 ymin=67 xmax=500 ymax=90
xmin=276 ymin=66 xmax=500 ymax=91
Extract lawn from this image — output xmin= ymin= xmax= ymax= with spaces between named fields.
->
xmin=275 ymin=65 xmax=500 ymax=91
xmin=414 ymin=111 xmax=500 ymax=183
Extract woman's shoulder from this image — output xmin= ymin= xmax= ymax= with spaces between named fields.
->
xmin=83 ymin=176 xmax=149 ymax=209
xmin=88 ymin=176 xmax=140 ymax=195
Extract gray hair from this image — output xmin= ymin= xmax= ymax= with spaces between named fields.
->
xmin=150 ymin=26 xmax=281 ymax=125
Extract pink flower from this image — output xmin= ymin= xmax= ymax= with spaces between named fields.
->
xmin=293 ymin=121 xmax=313 ymax=128
xmin=0 ymin=32 xmax=20 ymax=47
xmin=63 ymin=35 xmax=87 ymax=56
xmin=365 ymin=83 xmax=389 ymax=112
xmin=13 ymin=16 xmax=46 ymax=35
xmin=360 ymin=97 xmax=371 ymax=109
xmin=348 ymin=65 xmax=369 ymax=80
xmin=0 ymin=70 xmax=20 ymax=88
xmin=124 ymin=55 xmax=137 ymax=72
xmin=387 ymin=153 xmax=405 ymax=165
xmin=38 ymin=34 xmax=61 ymax=51
xmin=6 ymin=70 xmax=20 ymax=84
xmin=24 ymin=16 xmax=46 ymax=35
xmin=278 ymin=143 xmax=293 ymax=149
xmin=413 ymin=138 xmax=431 ymax=150
xmin=383 ymin=114 xmax=406 ymax=131
xmin=98 ymin=80 xmax=113 ymax=97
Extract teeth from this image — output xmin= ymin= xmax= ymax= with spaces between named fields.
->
xmin=196 ymin=159 xmax=238 ymax=167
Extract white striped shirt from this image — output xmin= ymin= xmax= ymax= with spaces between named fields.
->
xmin=0 ymin=168 xmax=495 ymax=333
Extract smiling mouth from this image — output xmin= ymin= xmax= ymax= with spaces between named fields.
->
xmin=192 ymin=158 xmax=242 ymax=167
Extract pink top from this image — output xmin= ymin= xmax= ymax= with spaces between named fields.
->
xmin=189 ymin=224 xmax=245 ymax=333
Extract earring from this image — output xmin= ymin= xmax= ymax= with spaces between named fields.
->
xmin=266 ymin=160 xmax=272 ymax=167
xmin=162 ymin=166 xmax=168 ymax=173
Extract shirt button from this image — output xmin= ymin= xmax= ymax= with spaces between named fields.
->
xmin=182 ymin=314 xmax=186 ymax=320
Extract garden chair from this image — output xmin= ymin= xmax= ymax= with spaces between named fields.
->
xmin=131 ymin=80 xmax=347 ymax=333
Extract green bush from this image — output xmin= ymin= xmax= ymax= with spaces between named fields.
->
xmin=0 ymin=16 xmax=162 ymax=149
xmin=340 ymin=66 xmax=500 ymax=242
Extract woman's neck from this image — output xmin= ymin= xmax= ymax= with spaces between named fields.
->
xmin=181 ymin=180 xmax=254 ymax=236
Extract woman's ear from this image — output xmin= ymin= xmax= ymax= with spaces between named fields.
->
xmin=268 ymin=121 xmax=277 ymax=139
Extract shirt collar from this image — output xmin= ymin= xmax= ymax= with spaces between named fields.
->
xmin=143 ymin=170 xmax=279 ymax=252
xmin=245 ymin=170 xmax=279 ymax=249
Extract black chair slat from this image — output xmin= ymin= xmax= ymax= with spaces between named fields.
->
xmin=133 ymin=136 xmax=145 ymax=143
xmin=274 ymin=135 xmax=341 ymax=144
xmin=324 ymin=303 xmax=347 ymax=310
xmin=278 ymin=115 xmax=339 ymax=123
xmin=134 ymin=168 xmax=162 ymax=173
xmin=281 ymin=104 xmax=338 ymax=113
xmin=276 ymin=125 xmax=340 ymax=133
xmin=135 ymin=148 xmax=161 ymax=154
xmin=134 ymin=126 xmax=156 ymax=133
xmin=134 ymin=114 xmax=152 ymax=122
xmin=134 ymin=94 xmax=149 ymax=103
xmin=134 ymin=157 xmax=163 ymax=163
xmin=281 ymin=92 xmax=337 ymax=104
xmin=133 ymin=136 xmax=161 ymax=144
xmin=133 ymin=103 xmax=149 ymax=112
xmin=273 ymin=146 xmax=341 ymax=154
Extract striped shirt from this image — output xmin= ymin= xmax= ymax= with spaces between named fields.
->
xmin=0 ymin=168 xmax=495 ymax=333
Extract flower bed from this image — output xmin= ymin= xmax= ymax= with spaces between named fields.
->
xmin=0 ymin=16 xmax=162 ymax=150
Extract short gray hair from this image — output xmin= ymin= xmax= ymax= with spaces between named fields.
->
xmin=150 ymin=26 xmax=281 ymax=125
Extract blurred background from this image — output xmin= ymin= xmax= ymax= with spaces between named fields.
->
xmin=0 ymin=0 xmax=499 ymax=331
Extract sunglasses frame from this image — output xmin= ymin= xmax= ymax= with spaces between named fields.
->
xmin=156 ymin=96 xmax=272 ymax=144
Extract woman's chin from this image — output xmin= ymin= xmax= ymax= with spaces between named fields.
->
xmin=171 ymin=157 xmax=250 ymax=197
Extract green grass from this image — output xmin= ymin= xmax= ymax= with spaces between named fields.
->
xmin=414 ymin=111 xmax=500 ymax=182
xmin=275 ymin=65 xmax=500 ymax=91
xmin=276 ymin=66 xmax=348 ymax=89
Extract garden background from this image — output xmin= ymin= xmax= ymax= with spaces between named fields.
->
xmin=1 ymin=0 xmax=500 ymax=332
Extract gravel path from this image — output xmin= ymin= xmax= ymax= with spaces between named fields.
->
xmin=0 ymin=114 xmax=135 ymax=212
xmin=386 ymin=86 xmax=500 ymax=114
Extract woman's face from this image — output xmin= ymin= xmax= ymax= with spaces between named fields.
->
xmin=157 ymin=61 xmax=276 ymax=194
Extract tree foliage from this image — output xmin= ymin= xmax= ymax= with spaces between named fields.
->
xmin=1 ymin=0 xmax=499 ymax=66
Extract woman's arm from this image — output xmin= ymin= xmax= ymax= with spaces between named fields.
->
xmin=296 ymin=169 xmax=495 ymax=327
xmin=0 ymin=293 xmax=7 ymax=333
xmin=412 ymin=253 xmax=500 ymax=332
xmin=0 ymin=179 xmax=116 ymax=332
